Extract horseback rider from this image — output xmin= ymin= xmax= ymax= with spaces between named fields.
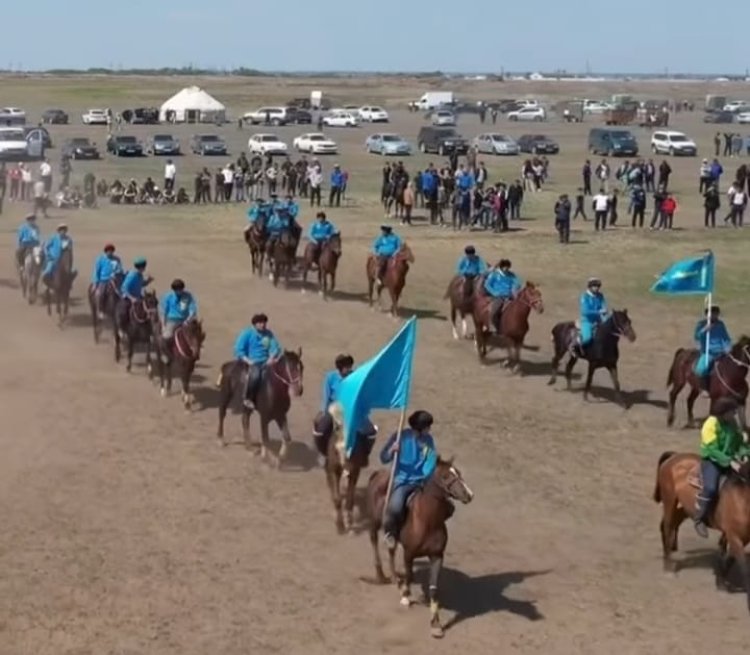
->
xmin=16 ymin=214 xmax=41 ymax=271
xmin=244 ymin=198 xmax=269 ymax=236
xmin=483 ymin=258 xmax=521 ymax=333
xmin=308 ymin=211 xmax=338 ymax=267
xmin=117 ymin=257 xmax=152 ymax=331
xmin=578 ymin=277 xmax=608 ymax=350
xmin=267 ymin=208 xmax=293 ymax=253
xmin=380 ymin=410 xmax=438 ymax=549
xmin=372 ymin=224 xmax=402 ymax=289
xmin=91 ymin=243 xmax=124 ymax=319
xmin=456 ymin=245 xmax=487 ymax=280
xmin=42 ymin=223 xmax=77 ymax=286
xmin=694 ymin=397 xmax=750 ymax=538
xmin=282 ymin=193 xmax=300 ymax=221
xmin=234 ymin=313 xmax=282 ymax=411
xmin=694 ymin=305 xmax=732 ymax=392
xmin=313 ymin=353 xmax=355 ymax=454
xmin=160 ymin=278 xmax=198 ymax=345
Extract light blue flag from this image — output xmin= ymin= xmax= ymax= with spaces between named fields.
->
xmin=650 ymin=251 xmax=714 ymax=295
xmin=335 ymin=317 xmax=417 ymax=458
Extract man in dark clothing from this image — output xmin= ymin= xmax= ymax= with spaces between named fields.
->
xmin=644 ymin=160 xmax=656 ymax=192
xmin=573 ymin=188 xmax=587 ymax=220
xmin=658 ymin=160 xmax=672 ymax=190
xmin=714 ymin=132 xmax=721 ymax=157
xmin=554 ymin=194 xmax=572 ymax=243
xmin=650 ymin=185 xmax=667 ymax=229
xmin=193 ymin=171 xmax=202 ymax=204
xmin=507 ymin=180 xmax=523 ymax=219
xmin=631 ymin=185 xmax=646 ymax=228
xmin=582 ymin=160 xmax=592 ymax=195
xmin=723 ymin=133 xmax=733 ymax=157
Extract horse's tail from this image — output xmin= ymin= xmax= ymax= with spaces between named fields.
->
xmin=666 ymin=348 xmax=685 ymax=388
xmin=653 ymin=451 xmax=676 ymax=502
xmin=215 ymin=372 xmax=223 ymax=388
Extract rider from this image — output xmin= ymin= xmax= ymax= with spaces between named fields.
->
xmin=16 ymin=213 xmax=41 ymax=272
xmin=91 ymin=243 xmax=124 ymax=319
xmin=42 ymin=223 xmax=77 ymax=286
xmin=117 ymin=257 xmax=151 ymax=331
xmin=456 ymin=245 xmax=487 ymax=279
xmin=694 ymin=305 xmax=732 ymax=392
xmin=313 ymin=353 xmax=355 ymax=454
xmin=308 ymin=211 xmax=337 ymax=266
xmin=578 ymin=277 xmax=608 ymax=350
xmin=371 ymin=224 xmax=402 ymax=289
xmin=160 ymin=278 xmax=198 ymax=344
xmin=233 ymin=313 xmax=282 ymax=411
xmin=266 ymin=207 xmax=292 ymax=252
xmin=483 ymin=259 xmax=521 ymax=333
xmin=245 ymin=197 xmax=268 ymax=235
xmin=380 ymin=410 xmax=438 ymax=549
xmin=694 ymin=397 xmax=750 ymax=538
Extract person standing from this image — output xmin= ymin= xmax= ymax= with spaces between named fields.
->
xmin=401 ymin=182 xmax=414 ymax=226
xmin=714 ymin=132 xmax=721 ymax=158
xmin=308 ymin=164 xmax=322 ymax=207
xmin=329 ymin=164 xmax=344 ymax=207
xmin=703 ymin=184 xmax=720 ymax=228
xmin=595 ymin=159 xmax=610 ymax=193
xmin=222 ymin=163 xmax=234 ymax=201
xmin=60 ymin=156 xmax=72 ymax=190
xmin=554 ymin=194 xmax=571 ymax=244
xmin=164 ymin=158 xmax=176 ymax=192
xmin=573 ymin=188 xmax=587 ymax=220
xmin=39 ymin=158 xmax=53 ymax=194
xmin=699 ymin=159 xmax=712 ymax=193
xmin=658 ymin=160 xmax=672 ymax=190
xmin=608 ymin=189 xmax=619 ymax=226
xmin=33 ymin=177 xmax=48 ymax=217
xmin=710 ymin=158 xmax=724 ymax=191
xmin=727 ymin=184 xmax=747 ymax=227
xmin=650 ymin=185 xmax=666 ymax=229
xmin=21 ymin=164 xmax=32 ymax=201
xmin=582 ymin=160 xmax=592 ymax=195
xmin=592 ymin=188 xmax=609 ymax=231
xmin=661 ymin=193 xmax=677 ymax=229
xmin=630 ymin=184 xmax=646 ymax=228
xmin=507 ymin=179 xmax=523 ymax=220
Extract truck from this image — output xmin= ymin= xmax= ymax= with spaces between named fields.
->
xmin=409 ymin=92 xmax=455 ymax=111
xmin=705 ymin=95 xmax=727 ymax=113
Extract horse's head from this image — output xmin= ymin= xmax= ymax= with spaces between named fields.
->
xmin=732 ymin=335 xmax=750 ymax=364
xmin=432 ymin=457 xmax=474 ymax=504
xmin=183 ymin=318 xmax=206 ymax=359
xmin=520 ymin=281 xmax=544 ymax=314
xmin=275 ymin=348 xmax=304 ymax=397
xmin=395 ymin=243 xmax=415 ymax=265
xmin=143 ymin=290 xmax=159 ymax=316
xmin=327 ymin=233 xmax=342 ymax=257
xmin=610 ymin=308 xmax=636 ymax=342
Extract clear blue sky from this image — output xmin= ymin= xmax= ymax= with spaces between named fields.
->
xmin=0 ymin=0 xmax=740 ymax=74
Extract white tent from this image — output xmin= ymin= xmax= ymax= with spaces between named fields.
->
xmin=159 ymin=86 xmax=226 ymax=124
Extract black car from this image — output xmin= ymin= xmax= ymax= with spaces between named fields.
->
xmin=62 ymin=137 xmax=100 ymax=160
xmin=147 ymin=134 xmax=181 ymax=155
xmin=41 ymin=108 xmax=69 ymax=124
xmin=517 ymin=134 xmax=560 ymax=154
xmin=704 ymin=111 xmax=735 ymax=124
xmin=417 ymin=126 xmax=469 ymax=155
xmin=107 ymin=135 xmax=144 ymax=157
xmin=287 ymin=108 xmax=313 ymax=124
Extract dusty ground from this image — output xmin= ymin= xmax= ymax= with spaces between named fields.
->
xmin=2 ymin=76 xmax=750 ymax=655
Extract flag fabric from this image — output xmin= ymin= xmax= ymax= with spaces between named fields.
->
xmin=650 ymin=251 xmax=714 ymax=295
xmin=335 ymin=317 xmax=417 ymax=458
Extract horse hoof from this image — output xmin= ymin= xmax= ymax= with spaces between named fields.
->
xmin=400 ymin=596 xmax=413 ymax=608
xmin=430 ymin=625 xmax=445 ymax=639
xmin=160 ymin=387 xmax=167 ymax=398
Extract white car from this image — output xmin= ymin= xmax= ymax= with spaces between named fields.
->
xmin=82 ymin=109 xmax=109 ymax=125
xmin=0 ymin=107 xmax=26 ymax=123
xmin=507 ymin=106 xmax=546 ymax=122
xmin=516 ymin=99 xmax=539 ymax=108
xmin=358 ymin=105 xmax=389 ymax=122
xmin=583 ymin=100 xmax=613 ymax=114
xmin=243 ymin=107 xmax=289 ymax=125
xmin=432 ymin=110 xmax=456 ymax=126
xmin=650 ymin=130 xmax=697 ymax=156
xmin=473 ymin=133 xmax=519 ymax=155
xmin=0 ymin=127 xmax=31 ymax=157
xmin=247 ymin=133 xmax=288 ymax=155
xmin=292 ymin=132 xmax=337 ymax=154
xmin=724 ymin=100 xmax=750 ymax=113
xmin=736 ymin=112 xmax=750 ymax=124
xmin=322 ymin=110 xmax=359 ymax=127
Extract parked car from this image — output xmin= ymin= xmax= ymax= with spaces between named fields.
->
xmin=129 ymin=107 xmax=160 ymax=124
xmin=286 ymin=108 xmax=312 ymax=124
xmin=0 ymin=127 xmax=37 ymax=159
xmin=473 ymin=133 xmax=519 ymax=155
xmin=0 ymin=107 xmax=26 ymax=125
xmin=243 ymin=107 xmax=289 ymax=126
xmin=583 ymin=100 xmax=613 ymax=114
xmin=62 ymin=137 xmax=100 ymax=160
xmin=106 ymin=135 xmax=144 ymax=157
xmin=735 ymin=112 xmax=750 ymax=124
xmin=507 ymin=106 xmax=546 ymax=122
xmin=82 ymin=108 xmax=109 ymax=125
xmin=704 ymin=111 xmax=736 ymax=124
xmin=431 ymin=110 xmax=457 ymax=126
xmin=41 ymin=108 xmax=69 ymax=124
xmin=358 ymin=106 xmax=389 ymax=122
xmin=517 ymin=134 xmax=560 ymax=154
xmin=247 ymin=133 xmax=289 ymax=155
xmin=147 ymin=134 xmax=180 ymax=155
xmin=322 ymin=110 xmax=359 ymax=127
xmin=365 ymin=133 xmax=412 ymax=156
xmin=723 ymin=100 xmax=750 ymax=113
xmin=588 ymin=128 xmax=639 ymax=156
xmin=416 ymin=126 xmax=469 ymax=155
xmin=190 ymin=134 xmax=228 ymax=155
xmin=292 ymin=133 xmax=337 ymax=155
xmin=650 ymin=130 xmax=697 ymax=156
xmin=24 ymin=126 xmax=52 ymax=149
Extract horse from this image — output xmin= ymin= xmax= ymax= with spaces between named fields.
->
xmin=114 ymin=290 xmax=158 ymax=373
xmin=301 ymin=233 xmax=342 ymax=298
xmin=366 ymin=244 xmax=414 ymax=318
xmin=88 ymin=272 xmax=124 ymax=343
xmin=365 ymin=459 xmax=474 ymax=638
xmin=653 ymin=450 xmax=750 ymax=612
xmin=216 ymin=349 xmax=304 ymax=467
xmin=444 ymin=274 xmax=478 ymax=340
xmin=152 ymin=318 xmax=206 ymax=410
xmin=44 ymin=247 xmax=75 ymax=324
xmin=267 ymin=229 xmax=298 ymax=287
xmin=19 ymin=246 xmax=43 ymax=305
xmin=244 ymin=215 xmax=268 ymax=276
xmin=666 ymin=336 xmax=750 ymax=429
xmin=548 ymin=309 xmax=636 ymax=407
xmin=471 ymin=282 xmax=544 ymax=372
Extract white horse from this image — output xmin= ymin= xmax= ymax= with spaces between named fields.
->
xmin=20 ymin=246 xmax=44 ymax=304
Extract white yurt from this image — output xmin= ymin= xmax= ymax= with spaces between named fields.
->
xmin=159 ymin=86 xmax=226 ymax=123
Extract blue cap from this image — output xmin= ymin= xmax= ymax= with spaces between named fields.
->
xmin=133 ymin=256 xmax=147 ymax=267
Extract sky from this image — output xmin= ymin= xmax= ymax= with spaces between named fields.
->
xmin=0 ymin=1 xmax=742 ymax=74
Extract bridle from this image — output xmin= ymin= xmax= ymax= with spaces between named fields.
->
xmin=607 ymin=312 xmax=631 ymax=339
xmin=269 ymin=356 xmax=303 ymax=391
xmin=513 ymin=287 xmax=543 ymax=312
xmin=714 ymin=344 xmax=750 ymax=398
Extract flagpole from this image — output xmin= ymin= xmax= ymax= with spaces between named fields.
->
xmin=705 ymin=291 xmax=712 ymax=364
xmin=381 ymin=407 xmax=407 ymax=524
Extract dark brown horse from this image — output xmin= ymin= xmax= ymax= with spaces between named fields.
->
xmin=152 ymin=318 xmax=206 ymax=410
xmin=301 ymin=233 xmax=342 ymax=298
xmin=366 ymin=244 xmax=414 ymax=318
xmin=88 ymin=272 xmax=124 ymax=343
xmin=216 ymin=349 xmax=304 ymax=466
xmin=666 ymin=336 xmax=750 ymax=428
xmin=45 ymin=247 xmax=75 ymax=325
xmin=471 ymin=282 xmax=544 ymax=372
xmin=267 ymin=230 xmax=298 ymax=287
xmin=244 ymin=216 xmax=268 ymax=276
xmin=653 ymin=450 xmax=750 ymax=612
xmin=115 ymin=290 xmax=158 ymax=373
xmin=366 ymin=459 xmax=474 ymax=638
xmin=444 ymin=274 xmax=478 ymax=340
xmin=548 ymin=309 xmax=636 ymax=407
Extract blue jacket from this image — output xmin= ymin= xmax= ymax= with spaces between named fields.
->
xmin=457 ymin=172 xmax=475 ymax=192
xmin=321 ymin=369 xmax=344 ymax=411
xmin=283 ymin=201 xmax=300 ymax=219
xmin=247 ymin=204 xmax=266 ymax=223
xmin=121 ymin=270 xmax=146 ymax=300
xmin=710 ymin=162 xmax=723 ymax=180
xmin=421 ymin=171 xmax=438 ymax=194
xmin=17 ymin=223 xmax=41 ymax=247
xmin=484 ymin=269 xmax=521 ymax=299
xmin=457 ymin=255 xmax=487 ymax=277
xmin=91 ymin=253 xmax=123 ymax=284
xmin=233 ymin=326 xmax=282 ymax=364
xmin=161 ymin=290 xmax=197 ymax=322
xmin=309 ymin=220 xmax=336 ymax=243
xmin=268 ymin=212 xmax=291 ymax=235
xmin=330 ymin=169 xmax=345 ymax=188
xmin=579 ymin=290 xmax=608 ymax=325
xmin=372 ymin=233 xmax=402 ymax=257
xmin=380 ymin=429 xmax=438 ymax=486
xmin=695 ymin=319 xmax=731 ymax=357
xmin=44 ymin=233 xmax=72 ymax=264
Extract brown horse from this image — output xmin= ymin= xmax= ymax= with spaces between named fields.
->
xmin=444 ymin=274 xmax=479 ymax=340
xmin=666 ymin=336 xmax=750 ymax=428
xmin=366 ymin=244 xmax=415 ymax=317
xmin=44 ymin=247 xmax=75 ymax=325
xmin=216 ymin=350 xmax=304 ymax=466
xmin=267 ymin=230 xmax=298 ymax=287
xmin=653 ymin=450 xmax=750 ymax=612
xmin=471 ymin=282 xmax=544 ymax=372
xmin=152 ymin=318 xmax=206 ymax=410
xmin=301 ymin=233 xmax=342 ymax=298
xmin=88 ymin=272 xmax=124 ymax=343
xmin=366 ymin=459 xmax=474 ymax=638
xmin=244 ymin=216 xmax=268 ymax=276
xmin=115 ymin=291 xmax=158 ymax=373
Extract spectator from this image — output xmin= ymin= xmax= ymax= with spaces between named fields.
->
xmin=507 ymin=179 xmax=523 ymax=219
xmin=699 ymin=159 xmax=712 ymax=193
xmin=727 ymin=183 xmax=747 ymax=227
xmin=644 ymin=159 xmax=656 ymax=192
xmin=710 ymin=158 xmax=724 ymax=191
xmin=703 ymin=183 xmax=720 ymax=228
xmin=164 ymin=158 xmax=176 ymax=192
xmin=608 ymin=189 xmax=619 ymax=226
xmin=222 ymin=163 xmax=234 ymax=201
xmin=308 ymin=164 xmax=322 ymax=207
xmin=401 ymin=182 xmax=414 ymax=225
xmin=582 ymin=160 xmax=592 ymax=195
xmin=592 ymin=188 xmax=609 ymax=231
xmin=595 ymin=159 xmax=610 ymax=192
xmin=650 ymin=185 xmax=667 ymax=230
xmin=21 ymin=164 xmax=32 ymax=201
xmin=630 ymin=184 xmax=647 ymax=228
xmin=329 ymin=164 xmax=344 ymax=207
xmin=658 ymin=159 xmax=672 ymax=190
xmin=33 ymin=178 xmax=48 ymax=217
xmin=39 ymin=158 xmax=52 ymax=193
xmin=573 ymin=188 xmax=587 ymax=220
xmin=660 ymin=194 xmax=677 ymax=229
xmin=714 ymin=132 xmax=721 ymax=157
xmin=554 ymin=194 xmax=572 ymax=244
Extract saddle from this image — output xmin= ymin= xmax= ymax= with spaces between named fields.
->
xmin=130 ymin=300 xmax=149 ymax=323
xmin=688 ymin=472 xmax=729 ymax=492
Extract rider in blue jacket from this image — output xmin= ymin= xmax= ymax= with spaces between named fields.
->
xmin=307 ymin=211 xmax=337 ymax=265
xmin=372 ymin=225 xmax=402 ymax=287
xmin=234 ymin=313 xmax=282 ymax=411
xmin=578 ymin=277 xmax=608 ymax=348
xmin=694 ymin=305 xmax=732 ymax=388
xmin=16 ymin=214 xmax=41 ymax=270
xmin=483 ymin=259 xmax=521 ymax=332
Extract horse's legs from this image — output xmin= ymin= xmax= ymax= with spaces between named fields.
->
xmin=686 ymin=386 xmax=700 ymax=428
xmin=259 ymin=417 xmax=274 ymax=464
xmin=607 ymin=365 xmax=625 ymax=407
xmin=241 ymin=409 xmax=256 ymax=452
xmin=330 ymin=270 xmax=336 ymax=293
xmin=275 ymin=415 xmax=292 ymax=463
xmin=389 ymin=288 xmax=399 ymax=318
xmin=45 ymin=287 xmax=51 ymax=316
xmin=180 ymin=361 xmax=195 ymax=410
xmin=428 ymin=555 xmax=445 ymax=638
xmin=399 ymin=553 xmax=414 ymax=607
xmin=343 ymin=467 xmax=361 ymax=533
xmin=216 ymin=381 xmax=230 ymax=444
xmin=125 ymin=338 xmax=134 ymax=373
xmin=450 ymin=303 xmax=459 ymax=340
xmin=387 ymin=541 xmax=399 ymax=584
xmin=369 ymin=524 xmax=388 ymax=583
xmin=714 ymin=538 xmax=734 ymax=591
xmin=510 ymin=341 xmax=522 ymax=374
xmin=327 ymin=463 xmax=345 ymax=534
xmin=667 ymin=380 xmax=685 ymax=427
xmin=549 ymin=344 xmax=563 ymax=385
xmin=367 ymin=277 xmax=375 ymax=309
xmin=726 ymin=534 xmax=750 ymax=612
xmin=582 ymin=362 xmax=595 ymax=401
xmin=563 ymin=355 xmax=577 ymax=390
xmin=659 ymin=495 xmax=682 ymax=574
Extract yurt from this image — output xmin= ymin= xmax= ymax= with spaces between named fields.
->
xmin=159 ymin=86 xmax=226 ymax=123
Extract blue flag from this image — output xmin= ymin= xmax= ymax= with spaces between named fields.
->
xmin=651 ymin=251 xmax=714 ymax=295
xmin=335 ymin=317 xmax=417 ymax=458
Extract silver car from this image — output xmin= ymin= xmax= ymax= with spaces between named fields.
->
xmin=431 ymin=110 xmax=456 ymax=126
xmin=473 ymin=133 xmax=520 ymax=155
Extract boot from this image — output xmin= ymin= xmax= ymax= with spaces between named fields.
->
xmin=694 ymin=494 xmax=710 ymax=538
